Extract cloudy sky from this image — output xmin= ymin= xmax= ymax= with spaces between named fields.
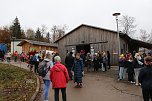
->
xmin=0 ymin=0 xmax=152 ymax=35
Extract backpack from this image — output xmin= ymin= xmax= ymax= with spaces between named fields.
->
xmin=38 ymin=60 xmax=49 ymax=77
xmin=33 ymin=55 xmax=37 ymax=62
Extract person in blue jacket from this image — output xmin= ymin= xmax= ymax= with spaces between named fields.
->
xmin=138 ymin=56 xmax=152 ymax=101
xmin=72 ymin=53 xmax=84 ymax=88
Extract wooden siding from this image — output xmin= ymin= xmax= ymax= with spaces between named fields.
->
xmin=21 ymin=42 xmax=57 ymax=54
xmin=57 ymin=26 xmax=128 ymax=65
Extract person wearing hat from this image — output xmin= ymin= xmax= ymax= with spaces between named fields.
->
xmin=42 ymin=53 xmax=53 ymax=101
xmin=138 ymin=56 xmax=152 ymax=101
xmin=118 ymin=54 xmax=126 ymax=81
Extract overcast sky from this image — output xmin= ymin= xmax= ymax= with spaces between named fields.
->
xmin=0 ymin=0 xmax=152 ymax=35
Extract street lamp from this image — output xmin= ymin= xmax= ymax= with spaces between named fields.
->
xmin=113 ymin=13 xmax=121 ymax=57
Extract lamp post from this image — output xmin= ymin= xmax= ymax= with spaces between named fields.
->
xmin=113 ymin=13 xmax=121 ymax=57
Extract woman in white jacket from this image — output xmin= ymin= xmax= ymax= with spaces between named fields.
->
xmin=43 ymin=53 xmax=53 ymax=101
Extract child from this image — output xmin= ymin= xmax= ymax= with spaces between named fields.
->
xmin=138 ymin=56 xmax=152 ymax=101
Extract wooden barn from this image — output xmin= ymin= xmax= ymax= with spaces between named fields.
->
xmin=54 ymin=24 xmax=152 ymax=65
xmin=18 ymin=40 xmax=58 ymax=54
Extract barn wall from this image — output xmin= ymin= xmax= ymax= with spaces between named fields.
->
xmin=57 ymin=26 xmax=128 ymax=65
xmin=21 ymin=42 xmax=57 ymax=54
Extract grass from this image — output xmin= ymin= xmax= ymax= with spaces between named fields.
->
xmin=0 ymin=63 xmax=37 ymax=101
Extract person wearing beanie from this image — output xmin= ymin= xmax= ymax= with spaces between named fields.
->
xmin=118 ymin=54 xmax=126 ymax=81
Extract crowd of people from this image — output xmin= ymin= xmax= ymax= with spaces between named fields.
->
xmin=118 ymin=52 xmax=152 ymax=101
xmin=73 ymin=50 xmax=111 ymax=72
xmin=0 ymin=48 xmax=152 ymax=101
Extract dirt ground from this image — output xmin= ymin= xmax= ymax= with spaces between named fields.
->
xmin=47 ymin=68 xmax=143 ymax=101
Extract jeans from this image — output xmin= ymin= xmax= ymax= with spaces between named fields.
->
xmin=134 ymin=68 xmax=141 ymax=84
xmin=103 ymin=63 xmax=107 ymax=71
xmin=43 ymin=79 xmax=51 ymax=100
xmin=14 ymin=56 xmax=17 ymax=62
xmin=54 ymin=88 xmax=66 ymax=101
xmin=119 ymin=67 xmax=127 ymax=80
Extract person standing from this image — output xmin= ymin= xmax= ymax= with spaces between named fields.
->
xmin=50 ymin=56 xmax=69 ymax=101
xmin=127 ymin=55 xmax=135 ymax=83
xmin=133 ymin=53 xmax=144 ymax=86
xmin=107 ymin=51 xmax=111 ymax=69
xmin=33 ymin=52 xmax=40 ymax=73
xmin=86 ymin=52 xmax=92 ymax=71
xmin=138 ymin=56 xmax=152 ymax=101
xmin=14 ymin=51 xmax=18 ymax=62
xmin=42 ymin=53 xmax=53 ymax=101
xmin=102 ymin=52 xmax=108 ymax=71
xmin=6 ymin=50 xmax=11 ymax=63
xmin=118 ymin=54 xmax=126 ymax=81
xmin=93 ymin=53 xmax=99 ymax=72
xmin=72 ymin=53 xmax=84 ymax=88
xmin=65 ymin=52 xmax=74 ymax=80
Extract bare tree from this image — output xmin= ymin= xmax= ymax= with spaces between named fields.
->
xmin=51 ymin=25 xmax=68 ymax=42
xmin=40 ymin=25 xmax=48 ymax=37
xmin=148 ymin=30 xmax=152 ymax=43
xmin=139 ymin=29 xmax=150 ymax=42
xmin=119 ymin=15 xmax=137 ymax=37
xmin=26 ymin=28 xmax=35 ymax=40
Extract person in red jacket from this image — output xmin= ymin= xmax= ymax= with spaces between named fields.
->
xmin=50 ymin=56 xmax=69 ymax=101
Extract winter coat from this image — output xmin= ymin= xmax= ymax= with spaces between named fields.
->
xmin=119 ymin=58 xmax=125 ymax=67
xmin=138 ymin=65 xmax=152 ymax=90
xmin=43 ymin=59 xmax=53 ymax=80
xmin=133 ymin=58 xmax=144 ymax=69
xmin=72 ymin=58 xmax=84 ymax=83
xmin=93 ymin=57 xmax=100 ymax=68
xmin=50 ymin=62 xmax=69 ymax=89
xmin=65 ymin=54 xmax=74 ymax=67
xmin=126 ymin=60 xmax=134 ymax=74
xmin=102 ymin=56 xmax=107 ymax=63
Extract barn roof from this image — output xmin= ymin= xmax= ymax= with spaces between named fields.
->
xmin=54 ymin=24 xmax=152 ymax=49
xmin=54 ymin=24 xmax=118 ymax=43
xmin=18 ymin=40 xmax=58 ymax=47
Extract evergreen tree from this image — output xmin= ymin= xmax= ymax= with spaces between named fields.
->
xmin=35 ymin=28 xmax=42 ymax=41
xmin=10 ymin=17 xmax=22 ymax=39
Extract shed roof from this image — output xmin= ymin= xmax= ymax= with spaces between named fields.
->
xmin=54 ymin=24 xmax=152 ymax=49
xmin=17 ymin=40 xmax=58 ymax=47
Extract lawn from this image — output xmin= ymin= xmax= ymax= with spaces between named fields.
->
xmin=0 ymin=63 xmax=37 ymax=101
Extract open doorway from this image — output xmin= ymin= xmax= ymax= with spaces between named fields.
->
xmin=76 ymin=44 xmax=90 ymax=55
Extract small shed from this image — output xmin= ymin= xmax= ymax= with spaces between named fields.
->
xmin=11 ymin=39 xmax=23 ymax=54
xmin=18 ymin=40 xmax=58 ymax=54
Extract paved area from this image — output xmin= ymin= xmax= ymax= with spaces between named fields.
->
xmin=6 ymin=62 xmax=143 ymax=101
xmin=48 ymin=71 xmax=143 ymax=101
